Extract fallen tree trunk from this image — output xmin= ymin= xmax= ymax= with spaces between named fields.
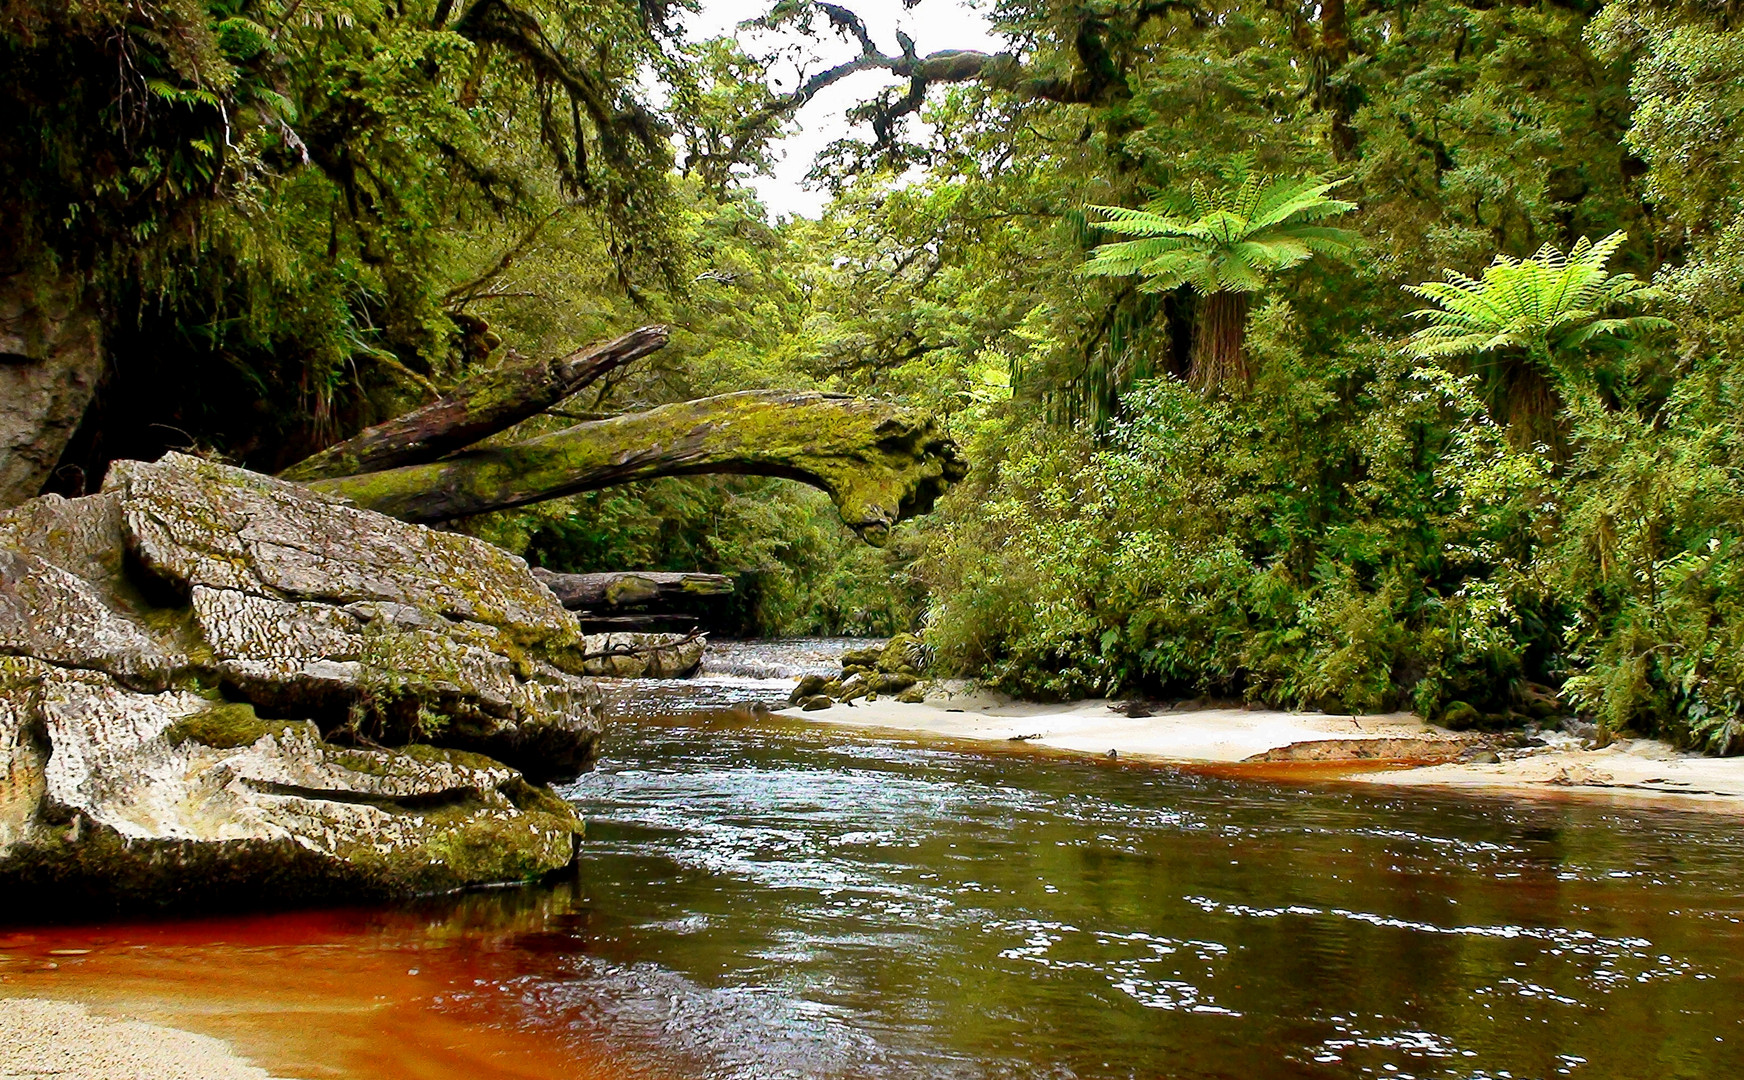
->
xmin=308 ymin=390 xmax=968 ymax=545
xmin=531 ymin=568 xmax=733 ymax=610
xmin=279 ymin=325 xmax=669 ymax=482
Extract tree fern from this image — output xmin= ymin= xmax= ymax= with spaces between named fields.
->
xmin=1405 ymin=232 xmax=1672 ymax=449
xmin=1082 ymin=170 xmax=1359 ymax=389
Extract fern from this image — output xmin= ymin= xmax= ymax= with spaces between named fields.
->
xmin=1404 ymin=232 xmax=1673 ymax=449
xmin=1079 ymin=167 xmax=1359 ymax=389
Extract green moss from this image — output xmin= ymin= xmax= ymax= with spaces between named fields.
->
xmin=502 ymin=776 xmax=582 ymax=826
xmin=167 ymin=703 xmax=309 ymax=749
xmin=397 ymin=806 xmax=575 ymax=886
xmin=312 ymin=391 xmax=965 ymax=549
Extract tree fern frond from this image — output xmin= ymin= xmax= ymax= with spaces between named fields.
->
xmin=1582 ymin=230 xmax=1630 ymax=269
xmin=1405 ymin=231 xmax=1662 ymax=368
xmin=1188 ymin=180 xmax=1215 ymax=220
xmin=1556 ymin=315 xmax=1676 ymax=348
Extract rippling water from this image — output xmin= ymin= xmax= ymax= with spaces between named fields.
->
xmin=546 ymin=708 xmax=1744 ymax=1080
xmin=6 ymin=644 xmax=1743 ymax=1080
xmin=597 ymin=638 xmax=879 ymax=715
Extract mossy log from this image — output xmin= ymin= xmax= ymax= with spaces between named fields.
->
xmin=531 ymin=568 xmax=733 ymax=611
xmin=308 ymin=390 xmax=968 ymax=545
xmin=279 ymin=325 xmax=669 ymax=482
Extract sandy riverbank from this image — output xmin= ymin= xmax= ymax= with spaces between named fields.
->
xmin=0 ymin=997 xmax=286 ymax=1080
xmin=782 ymin=684 xmax=1744 ymax=812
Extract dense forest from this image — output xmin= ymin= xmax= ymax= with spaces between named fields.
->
xmin=5 ymin=0 xmax=1743 ymax=752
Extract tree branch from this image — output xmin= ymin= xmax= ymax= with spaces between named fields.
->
xmin=280 ymin=326 xmax=670 ymax=481
xmin=695 ymin=0 xmax=1205 ymax=175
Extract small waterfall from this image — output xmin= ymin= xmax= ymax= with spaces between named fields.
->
xmin=699 ymin=638 xmax=882 ymax=681
xmin=601 ymin=637 xmax=885 ymax=716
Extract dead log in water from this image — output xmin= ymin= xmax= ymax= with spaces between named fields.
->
xmin=532 ymin=568 xmax=733 ymax=611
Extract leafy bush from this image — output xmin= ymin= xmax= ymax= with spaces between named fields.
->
xmin=921 ymin=303 xmax=1555 ymax=713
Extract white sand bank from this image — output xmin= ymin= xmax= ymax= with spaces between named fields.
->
xmin=786 ymin=684 xmax=1465 ymax=762
xmin=784 ymin=686 xmax=1744 ymax=812
xmin=0 ymin=997 xmax=289 ymax=1080
xmin=1367 ymin=738 xmax=1744 ymax=808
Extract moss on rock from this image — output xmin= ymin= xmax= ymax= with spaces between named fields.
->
xmin=167 ymin=702 xmax=310 ymax=749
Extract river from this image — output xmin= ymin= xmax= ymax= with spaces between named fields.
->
xmin=2 ymin=640 xmax=1741 ymax=1078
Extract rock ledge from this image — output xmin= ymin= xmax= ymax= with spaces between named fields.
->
xmin=0 ymin=454 xmax=604 ymax=915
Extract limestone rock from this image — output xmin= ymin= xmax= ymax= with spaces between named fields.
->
xmin=110 ymin=454 xmax=572 ymax=638
xmin=0 ymin=453 xmax=604 ymax=915
xmin=0 ymin=268 xmax=104 ymax=509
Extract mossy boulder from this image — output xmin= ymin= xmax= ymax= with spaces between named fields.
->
xmin=0 ymin=454 xmax=604 ymax=916
xmin=789 ymin=674 xmax=829 ymax=704
xmin=869 ymin=672 xmax=918 ymax=694
xmin=798 ymin=633 xmax=929 ymax=712
xmin=839 ymin=645 xmax=884 ymax=670
xmin=1440 ymin=701 xmax=1482 ymax=731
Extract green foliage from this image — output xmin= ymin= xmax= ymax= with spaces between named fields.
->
xmin=1081 ymin=166 xmax=1359 ymax=390
xmin=922 ymin=305 xmax=1551 ymax=712
xmin=1405 ymin=233 xmax=1668 ymax=364
xmin=469 ymin=477 xmax=921 ymax=637
xmin=1082 ymin=170 xmax=1360 ymax=297
xmin=1403 ymin=232 xmax=1672 ymax=446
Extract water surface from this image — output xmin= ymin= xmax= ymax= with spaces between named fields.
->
xmin=4 ymin=649 xmax=1742 ymax=1079
xmin=553 ymin=708 xmax=1744 ymax=1079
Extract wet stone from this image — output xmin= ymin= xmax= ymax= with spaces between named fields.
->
xmin=0 ymin=453 xmax=603 ymax=915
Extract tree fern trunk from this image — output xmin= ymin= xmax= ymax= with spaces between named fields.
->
xmin=1496 ymin=357 xmax=1567 ymax=458
xmin=1189 ymin=291 xmax=1251 ymax=391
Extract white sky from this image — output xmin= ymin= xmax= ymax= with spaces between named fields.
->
xmin=679 ymin=1 xmax=1005 ymax=217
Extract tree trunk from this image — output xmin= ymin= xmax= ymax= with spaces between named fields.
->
xmin=308 ymin=390 xmax=968 ymax=546
xmin=1496 ymin=357 xmax=1567 ymax=458
xmin=1317 ymin=0 xmax=1359 ymax=161
xmin=0 ymin=261 xmax=104 ymax=507
xmin=1189 ymin=291 xmax=1251 ymax=391
xmin=531 ymin=568 xmax=733 ymax=610
xmin=279 ymin=325 xmax=668 ymax=482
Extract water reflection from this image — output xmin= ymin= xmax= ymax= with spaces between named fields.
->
xmin=550 ymin=709 xmax=1744 ymax=1079
xmin=7 ymin=700 xmax=1739 ymax=1080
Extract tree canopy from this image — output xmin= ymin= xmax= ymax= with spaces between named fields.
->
xmin=8 ymin=0 xmax=1744 ymax=750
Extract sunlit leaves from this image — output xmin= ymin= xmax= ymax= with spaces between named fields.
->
xmin=1082 ymin=171 xmax=1359 ymax=296
xmin=1404 ymin=231 xmax=1668 ymax=362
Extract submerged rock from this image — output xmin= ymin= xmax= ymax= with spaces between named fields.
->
xmin=0 ymin=453 xmax=603 ymax=916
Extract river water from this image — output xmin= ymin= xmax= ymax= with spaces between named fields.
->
xmin=3 ymin=640 xmax=1742 ymax=1079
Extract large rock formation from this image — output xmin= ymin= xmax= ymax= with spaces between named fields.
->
xmin=0 ymin=453 xmax=606 ymax=916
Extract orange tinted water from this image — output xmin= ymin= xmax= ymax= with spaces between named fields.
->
xmin=4 ymin=707 xmax=1744 ymax=1080
xmin=0 ymin=895 xmax=676 ymax=1080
